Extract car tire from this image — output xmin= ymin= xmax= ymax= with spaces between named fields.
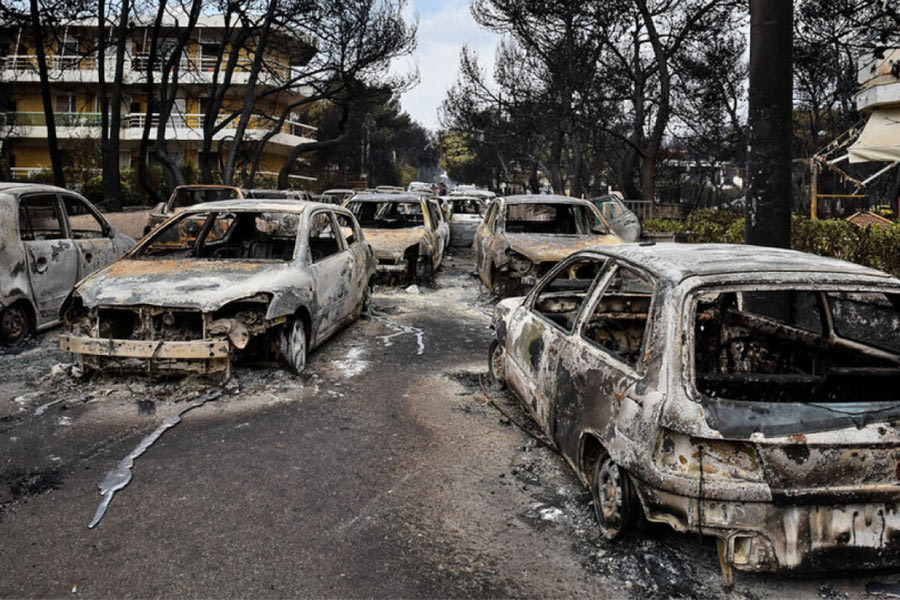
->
xmin=415 ymin=256 xmax=434 ymax=286
xmin=487 ymin=340 xmax=506 ymax=390
xmin=278 ymin=318 xmax=307 ymax=374
xmin=361 ymin=281 xmax=373 ymax=317
xmin=591 ymin=452 xmax=638 ymax=540
xmin=0 ymin=304 xmax=30 ymax=345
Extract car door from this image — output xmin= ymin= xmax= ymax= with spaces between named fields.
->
xmin=59 ymin=193 xmax=119 ymax=279
xmin=425 ymin=198 xmax=448 ymax=268
xmin=553 ymin=261 xmax=658 ymax=461
xmin=306 ymin=210 xmax=354 ymax=341
xmin=332 ymin=210 xmax=371 ymax=319
xmin=504 ymin=254 xmax=607 ymax=437
xmin=17 ymin=193 xmax=79 ymax=324
xmin=474 ymin=200 xmax=500 ymax=284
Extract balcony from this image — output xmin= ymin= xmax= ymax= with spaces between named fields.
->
xmin=1 ymin=111 xmax=317 ymax=153
xmin=1 ymin=53 xmax=303 ymax=93
xmin=857 ymin=49 xmax=900 ymax=111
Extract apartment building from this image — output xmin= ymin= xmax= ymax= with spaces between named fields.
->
xmin=0 ymin=15 xmax=318 ymax=183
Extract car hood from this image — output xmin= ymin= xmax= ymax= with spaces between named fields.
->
xmin=364 ymin=227 xmax=427 ymax=259
xmin=75 ymin=259 xmax=287 ymax=311
xmin=507 ymin=233 xmax=622 ymax=263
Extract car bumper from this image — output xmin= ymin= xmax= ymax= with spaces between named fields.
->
xmin=640 ymin=484 xmax=900 ymax=572
xmin=60 ymin=334 xmax=231 ymax=374
xmin=375 ymin=260 xmax=408 ymax=274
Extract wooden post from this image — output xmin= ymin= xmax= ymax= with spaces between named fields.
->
xmin=810 ymin=158 xmax=818 ymax=220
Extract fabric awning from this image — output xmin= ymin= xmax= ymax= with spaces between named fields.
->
xmin=849 ymin=107 xmax=900 ymax=163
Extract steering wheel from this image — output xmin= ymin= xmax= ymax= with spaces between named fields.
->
xmin=591 ymin=318 xmax=633 ymax=355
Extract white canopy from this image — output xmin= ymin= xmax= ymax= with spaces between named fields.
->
xmin=848 ymin=107 xmax=900 ymax=163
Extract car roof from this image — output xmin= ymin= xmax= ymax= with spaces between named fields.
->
xmin=581 ymin=243 xmax=897 ymax=284
xmin=348 ymin=193 xmax=430 ymax=202
xmin=182 ymin=199 xmax=343 ymax=214
xmin=501 ymin=194 xmax=594 ymax=206
xmin=0 ymin=183 xmax=79 ymax=195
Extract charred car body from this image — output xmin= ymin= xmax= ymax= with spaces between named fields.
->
xmin=489 ymin=243 xmax=900 ymax=579
xmin=61 ymin=200 xmax=375 ymax=376
xmin=1 ymin=184 xmax=134 ymax=344
xmin=589 ymin=193 xmax=642 ymax=243
xmin=474 ymin=195 xmax=622 ymax=297
xmin=491 ymin=243 xmax=900 ymax=577
xmin=345 ymin=193 xmax=449 ymax=285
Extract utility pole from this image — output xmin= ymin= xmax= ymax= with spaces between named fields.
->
xmin=746 ymin=0 xmax=793 ymax=248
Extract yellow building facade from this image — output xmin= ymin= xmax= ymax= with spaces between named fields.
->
xmin=0 ymin=15 xmax=318 ymax=184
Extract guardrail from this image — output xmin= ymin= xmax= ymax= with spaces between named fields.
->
xmin=622 ymin=199 xmax=654 ymax=221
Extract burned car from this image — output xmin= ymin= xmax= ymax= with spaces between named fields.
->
xmin=345 ymin=193 xmax=449 ymax=285
xmin=60 ymin=200 xmax=375 ymax=376
xmin=489 ymin=243 xmax=900 ymax=581
xmin=445 ymin=195 xmax=487 ymax=247
xmin=1 ymin=183 xmax=134 ymax=344
xmin=589 ymin=193 xmax=642 ymax=243
xmin=144 ymin=184 xmax=244 ymax=234
xmin=474 ymin=195 xmax=622 ymax=297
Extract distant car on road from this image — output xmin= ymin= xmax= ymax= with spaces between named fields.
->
xmin=345 ymin=193 xmax=449 ymax=285
xmin=444 ymin=195 xmax=487 ymax=247
xmin=490 ymin=243 xmax=900 ymax=579
xmin=589 ymin=193 xmax=642 ymax=242
xmin=474 ymin=195 xmax=621 ymax=297
xmin=144 ymin=184 xmax=244 ymax=234
xmin=60 ymin=200 xmax=375 ymax=376
xmin=0 ymin=183 xmax=134 ymax=344
xmin=321 ymin=188 xmax=360 ymax=205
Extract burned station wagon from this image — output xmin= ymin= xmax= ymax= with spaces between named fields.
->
xmin=489 ymin=243 xmax=900 ymax=581
xmin=345 ymin=193 xmax=449 ymax=285
xmin=474 ymin=195 xmax=622 ymax=297
xmin=1 ymin=183 xmax=134 ymax=344
xmin=60 ymin=200 xmax=375 ymax=376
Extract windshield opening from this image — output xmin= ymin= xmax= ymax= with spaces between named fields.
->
xmin=135 ymin=210 xmax=299 ymax=261
xmin=450 ymin=199 xmax=484 ymax=215
xmin=346 ymin=201 xmax=425 ymax=229
xmin=504 ymin=203 xmax=606 ymax=235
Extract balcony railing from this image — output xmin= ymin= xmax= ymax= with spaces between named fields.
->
xmin=1 ymin=111 xmax=317 ymax=138
xmin=1 ymin=54 xmax=98 ymax=71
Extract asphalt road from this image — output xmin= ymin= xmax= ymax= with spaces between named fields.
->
xmin=1 ymin=249 xmax=898 ymax=599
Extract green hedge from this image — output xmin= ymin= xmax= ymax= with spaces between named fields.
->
xmin=642 ymin=208 xmax=900 ymax=277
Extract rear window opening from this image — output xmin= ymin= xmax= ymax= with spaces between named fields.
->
xmin=693 ymin=289 xmax=900 ymax=405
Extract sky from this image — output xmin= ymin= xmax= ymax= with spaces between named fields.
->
xmin=392 ymin=0 xmax=500 ymax=132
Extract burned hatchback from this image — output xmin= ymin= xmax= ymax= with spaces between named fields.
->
xmin=61 ymin=200 xmax=375 ymax=377
xmin=489 ymin=243 xmax=900 ymax=581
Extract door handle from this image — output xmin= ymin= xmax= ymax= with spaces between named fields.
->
xmin=35 ymin=256 xmax=48 ymax=273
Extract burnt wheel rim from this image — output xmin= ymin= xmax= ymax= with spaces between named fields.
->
xmin=490 ymin=342 xmax=505 ymax=384
xmin=1 ymin=306 xmax=28 ymax=343
xmin=595 ymin=458 xmax=625 ymax=537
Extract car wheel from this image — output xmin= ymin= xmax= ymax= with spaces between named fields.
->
xmin=591 ymin=452 xmax=638 ymax=540
xmin=361 ymin=281 xmax=373 ymax=317
xmin=278 ymin=318 xmax=307 ymax=374
xmin=487 ymin=340 xmax=506 ymax=390
xmin=0 ymin=304 xmax=30 ymax=345
xmin=415 ymin=256 xmax=434 ymax=286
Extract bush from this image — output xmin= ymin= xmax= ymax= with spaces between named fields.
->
xmin=79 ymin=167 xmax=141 ymax=208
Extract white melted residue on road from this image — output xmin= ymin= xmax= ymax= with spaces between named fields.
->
xmin=87 ymin=387 xmax=222 ymax=529
xmin=373 ymin=314 xmax=425 ymax=355
xmin=332 ymin=346 xmax=370 ymax=377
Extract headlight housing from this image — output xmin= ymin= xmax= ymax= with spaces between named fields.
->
xmin=507 ymin=252 xmax=533 ymax=274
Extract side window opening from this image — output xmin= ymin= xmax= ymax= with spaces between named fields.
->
xmin=533 ymin=257 xmax=606 ymax=333
xmin=19 ymin=194 xmax=64 ymax=241
xmin=333 ymin=212 xmax=358 ymax=246
xmin=582 ymin=265 xmax=654 ymax=366
xmin=307 ymin=212 xmax=342 ymax=263
xmin=62 ymin=195 xmax=106 ymax=239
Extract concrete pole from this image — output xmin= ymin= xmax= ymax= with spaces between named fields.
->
xmin=746 ymin=0 xmax=793 ymax=248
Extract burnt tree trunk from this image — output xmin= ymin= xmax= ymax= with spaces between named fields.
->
xmin=746 ymin=0 xmax=793 ymax=248
xmin=29 ymin=0 xmax=65 ymax=187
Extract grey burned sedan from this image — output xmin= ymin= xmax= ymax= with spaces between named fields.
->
xmin=60 ymin=200 xmax=375 ymax=377
xmin=0 ymin=183 xmax=134 ymax=344
xmin=489 ymin=243 xmax=900 ymax=581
